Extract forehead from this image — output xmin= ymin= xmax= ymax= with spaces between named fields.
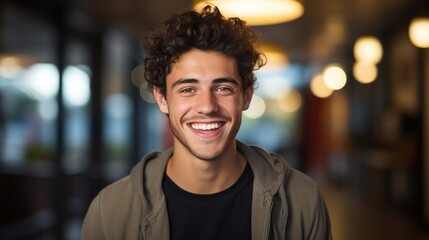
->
xmin=167 ymin=49 xmax=241 ymax=85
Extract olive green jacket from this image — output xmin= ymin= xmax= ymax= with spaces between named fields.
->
xmin=81 ymin=141 xmax=332 ymax=239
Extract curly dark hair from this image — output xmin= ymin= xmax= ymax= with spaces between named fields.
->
xmin=143 ymin=5 xmax=266 ymax=96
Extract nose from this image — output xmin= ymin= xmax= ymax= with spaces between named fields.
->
xmin=195 ymin=90 xmax=219 ymax=114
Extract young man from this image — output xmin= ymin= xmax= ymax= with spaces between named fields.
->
xmin=81 ymin=5 xmax=332 ymax=240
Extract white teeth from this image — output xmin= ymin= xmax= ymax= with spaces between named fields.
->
xmin=191 ymin=123 xmax=220 ymax=130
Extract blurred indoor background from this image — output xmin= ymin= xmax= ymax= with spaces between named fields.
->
xmin=0 ymin=0 xmax=428 ymax=239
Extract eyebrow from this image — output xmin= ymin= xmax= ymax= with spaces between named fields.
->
xmin=213 ymin=77 xmax=240 ymax=86
xmin=171 ymin=77 xmax=240 ymax=89
xmin=171 ymin=78 xmax=198 ymax=89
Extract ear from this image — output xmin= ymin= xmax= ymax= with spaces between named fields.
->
xmin=153 ymin=87 xmax=169 ymax=114
xmin=242 ymin=86 xmax=254 ymax=110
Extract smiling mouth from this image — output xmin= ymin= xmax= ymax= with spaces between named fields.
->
xmin=190 ymin=122 xmax=223 ymax=131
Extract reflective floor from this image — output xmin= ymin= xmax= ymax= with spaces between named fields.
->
xmin=321 ymin=182 xmax=429 ymax=240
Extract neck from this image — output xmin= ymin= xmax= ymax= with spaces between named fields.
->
xmin=166 ymin=144 xmax=247 ymax=194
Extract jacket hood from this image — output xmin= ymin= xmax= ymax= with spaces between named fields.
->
xmin=129 ymin=140 xmax=291 ymax=220
xmin=237 ymin=141 xmax=291 ymax=196
xmin=130 ymin=148 xmax=172 ymax=216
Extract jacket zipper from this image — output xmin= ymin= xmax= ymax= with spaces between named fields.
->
xmin=263 ymin=198 xmax=274 ymax=240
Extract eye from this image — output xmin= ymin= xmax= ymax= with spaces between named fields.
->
xmin=215 ymin=86 xmax=236 ymax=96
xmin=179 ymin=87 xmax=196 ymax=95
xmin=215 ymin=86 xmax=233 ymax=93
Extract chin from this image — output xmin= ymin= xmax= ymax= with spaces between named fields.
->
xmin=191 ymin=150 xmax=222 ymax=161
xmin=188 ymin=145 xmax=226 ymax=161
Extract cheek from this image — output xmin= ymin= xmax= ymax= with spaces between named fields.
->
xmin=169 ymin=99 xmax=193 ymax=117
xmin=223 ymin=98 xmax=243 ymax=116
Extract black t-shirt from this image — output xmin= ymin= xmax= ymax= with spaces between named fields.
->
xmin=163 ymin=163 xmax=254 ymax=240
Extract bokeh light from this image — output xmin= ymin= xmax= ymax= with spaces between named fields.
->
xmin=243 ymin=94 xmax=266 ymax=119
xmin=277 ymin=89 xmax=302 ymax=112
xmin=323 ymin=64 xmax=347 ymax=90
xmin=353 ymin=62 xmax=378 ymax=84
xmin=353 ymin=36 xmax=383 ymax=64
xmin=409 ymin=18 xmax=429 ymax=48
xmin=310 ymin=73 xmax=333 ymax=98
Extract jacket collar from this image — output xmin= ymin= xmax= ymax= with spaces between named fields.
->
xmin=130 ymin=148 xmax=171 ymax=213
xmin=237 ymin=141 xmax=289 ymax=196
xmin=130 ymin=140 xmax=289 ymax=225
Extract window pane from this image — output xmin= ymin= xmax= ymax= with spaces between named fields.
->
xmin=63 ymin=63 xmax=91 ymax=173
xmin=102 ymin=29 xmax=134 ymax=181
xmin=0 ymin=4 xmax=56 ymax=166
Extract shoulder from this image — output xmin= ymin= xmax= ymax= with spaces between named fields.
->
xmin=81 ymin=170 xmax=144 ymax=239
xmin=284 ymin=169 xmax=332 ymax=239
xmin=81 ymin=150 xmax=171 ymax=239
xmin=91 ymin=174 xmax=142 ymax=216
xmin=238 ymin=141 xmax=291 ymax=177
xmin=287 ymin=168 xmax=319 ymax=194
xmin=285 ymin=168 xmax=321 ymax=210
xmin=240 ymin=141 xmax=318 ymax=195
xmin=98 ymin=175 xmax=137 ymax=204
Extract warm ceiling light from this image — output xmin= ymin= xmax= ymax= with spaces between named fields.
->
xmin=258 ymin=43 xmax=289 ymax=70
xmin=353 ymin=36 xmax=383 ymax=64
xmin=277 ymin=89 xmax=302 ymax=112
xmin=193 ymin=0 xmax=304 ymax=26
xmin=409 ymin=18 xmax=429 ymax=48
xmin=310 ymin=74 xmax=333 ymax=98
xmin=353 ymin=62 xmax=378 ymax=84
xmin=323 ymin=64 xmax=347 ymax=90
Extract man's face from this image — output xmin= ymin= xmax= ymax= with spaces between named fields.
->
xmin=153 ymin=49 xmax=253 ymax=160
